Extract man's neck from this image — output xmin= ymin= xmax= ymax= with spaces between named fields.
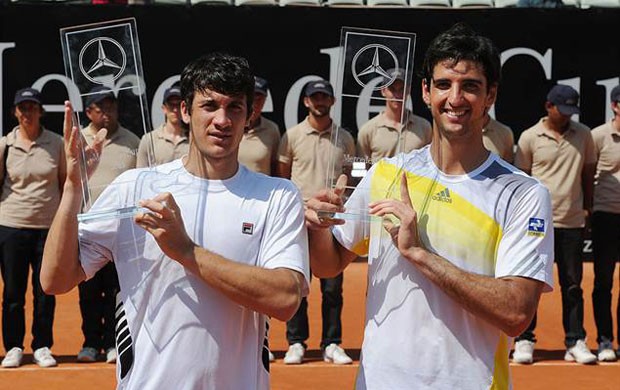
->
xmin=17 ymin=124 xmax=42 ymax=141
xmin=430 ymin=131 xmax=489 ymax=175
xmin=250 ymin=116 xmax=262 ymax=129
xmin=308 ymin=115 xmax=332 ymax=132
xmin=384 ymin=106 xmax=404 ymax=124
xmin=612 ymin=116 xmax=620 ymax=132
xmin=544 ymin=117 xmax=570 ymax=135
xmin=163 ymin=121 xmax=185 ymax=136
xmin=183 ymin=149 xmax=239 ymax=181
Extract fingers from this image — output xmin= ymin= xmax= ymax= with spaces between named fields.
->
xmin=400 ymin=172 xmax=412 ymax=207
xmin=92 ymin=128 xmax=108 ymax=155
xmin=138 ymin=193 xmax=178 ymax=219
xmin=63 ymin=101 xmax=73 ymax=141
xmin=334 ymin=174 xmax=348 ymax=197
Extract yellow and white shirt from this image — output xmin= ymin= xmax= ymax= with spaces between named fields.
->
xmin=333 ymin=146 xmax=554 ymax=390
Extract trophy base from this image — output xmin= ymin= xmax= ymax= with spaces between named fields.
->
xmin=78 ymin=206 xmax=148 ymax=223
xmin=317 ymin=209 xmax=378 ymax=223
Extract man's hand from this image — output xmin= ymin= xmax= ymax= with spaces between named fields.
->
xmin=134 ymin=193 xmax=196 ymax=263
xmin=304 ymin=174 xmax=348 ymax=230
xmin=368 ymin=172 xmax=424 ymax=260
xmin=63 ymin=101 xmax=106 ymax=186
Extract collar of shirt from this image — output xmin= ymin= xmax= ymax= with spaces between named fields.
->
xmin=535 ymin=117 xmax=576 ymax=139
xmin=301 ymin=116 xmax=335 ymax=136
xmin=6 ymin=126 xmax=53 ymax=149
xmin=376 ymin=109 xmax=414 ymax=131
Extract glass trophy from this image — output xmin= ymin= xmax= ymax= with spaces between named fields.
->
xmin=319 ymin=26 xmax=417 ymax=223
xmin=60 ymin=18 xmax=155 ymax=223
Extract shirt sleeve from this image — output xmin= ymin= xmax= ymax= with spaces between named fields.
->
xmin=257 ymin=181 xmax=310 ymax=295
xmin=78 ymin=186 xmax=122 ymax=279
xmin=495 ymin=180 xmax=554 ymax=292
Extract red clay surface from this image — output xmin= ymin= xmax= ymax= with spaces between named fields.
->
xmin=0 ymin=261 xmax=618 ymax=389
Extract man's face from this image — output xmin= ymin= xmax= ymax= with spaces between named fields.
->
xmin=382 ymin=79 xmax=405 ymax=112
xmin=14 ymin=101 xmax=43 ymax=128
xmin=250 ymin=92 xmax=267 ymax=123
xmin=163 ymin=96 xmax=183 ymax=126
xmin=181 ymin=88 xmax=249 ymax=162
xmin=86 ymin=98 xmax=119 ymax=131
xmin=613 ymin=101 xmax=620 ymax=118
xmin=304 ymin=92 xmax=334 ymax=118
xmin=545 ymin=103 xmax=571 ymax=128
xmin=422 ymin=59 xmax=496 ymax=140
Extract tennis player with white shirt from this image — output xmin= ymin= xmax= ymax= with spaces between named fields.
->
xmin=41 ymin=53 xmax=309 ymax=389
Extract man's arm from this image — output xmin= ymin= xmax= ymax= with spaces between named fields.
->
xmin=42 ymin=183 xmax=87 ymax=294
xmin=42 ymin=102 xmax=106 ymax=294
xmin=278 ymin=161 xmax=291 ymax=180
xmin=581 ymin=131 xmax=596 ymax=215
xmin=514 ymin=131 xmax=533 ymax=175
xmin=136 ymin=135 xmax=150 ymax=168
xmin=304 ymin=175 xmax=358 ymax=278
xmin=370 ymin=173 xmax=545 ymax=336
xmin=135 ymin=194 xmax=304 ymax=322
xmin=582 ymin=162 xmax=595 ymax=214
xmin=397 ymin=249 xmax=542 ymax=336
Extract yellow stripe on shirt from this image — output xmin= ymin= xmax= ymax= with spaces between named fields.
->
xmin=490 ymin=332 xmax=510 ymax=390
xmin=370 ymin=160 xmax=503 ymax=272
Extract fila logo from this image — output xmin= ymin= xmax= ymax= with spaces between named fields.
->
xmin=242 ymin=222 xmax=254 ymax=235
xmin=431 ymin=188 xmax=452 ymax=203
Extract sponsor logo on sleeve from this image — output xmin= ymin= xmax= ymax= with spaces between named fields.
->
xmin=527 ymin=218 xmax=545 ymax=237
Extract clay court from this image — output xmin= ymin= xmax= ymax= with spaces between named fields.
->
xmin=0 ymin=261 xmax=618 ymax=389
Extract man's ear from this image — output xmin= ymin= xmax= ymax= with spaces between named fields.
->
xmin=486 ymin=83 xmax=498 ymax=110
xmin=180 ymin=100 xmax=191 ymax=125
xmin=422 ymin=79 xmax=431 ymax=107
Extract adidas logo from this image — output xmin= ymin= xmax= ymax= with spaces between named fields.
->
xmin=431 ymin=188 xmax=452 ymax=203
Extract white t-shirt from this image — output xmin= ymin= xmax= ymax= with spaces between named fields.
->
xmin=333 ymin=146 xmax=554 ymax=390
xmin=78 ymin=160 xmax=310 ymax=390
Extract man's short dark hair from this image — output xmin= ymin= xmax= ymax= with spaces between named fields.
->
xmin=180 ymin=52 xmax=254 ymax=115
xmin=421 ymin=23 xmax=501 ymax=92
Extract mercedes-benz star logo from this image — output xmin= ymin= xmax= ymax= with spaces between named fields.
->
xmin=351 ymin=44 xmax=399 ymax=90
xmin=78 ymin=37 xmax=127 ymax=85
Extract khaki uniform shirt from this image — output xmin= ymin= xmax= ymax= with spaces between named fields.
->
xmin=82 ymin=124 xmax=140 ymax=203
xmin=515 ymin=118 xmax=596 ymax=228
xmin=357 ymin=110 xmax=432 ymax=163
xmin=591 ymin=121 xmax=620 ymax=214
xmin=483 ymin=118 xmax=514 ymax=163
xmin=136 ymin=124 xmax=189 ymax=168
xmin=0 ymin=127 xmax=65 ymax=229
xmin=278 ymin=117 xmax=355 ymax=201
xmin=238 ymin=116 xmax=280 ymax=175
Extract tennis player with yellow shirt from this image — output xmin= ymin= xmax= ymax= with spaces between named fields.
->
xmin=304 ymin=23 xmax=555 ymax=389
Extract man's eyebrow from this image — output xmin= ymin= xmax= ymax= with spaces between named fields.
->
xmin=431 ymin=77 xmax=484 ymax=85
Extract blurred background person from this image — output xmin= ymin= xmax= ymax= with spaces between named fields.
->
xmin=76 ymin=86 xmax=140 ymax=364
xmin=482 ymin=113 xmax=515 ymax=163
xmin=238 ymin=76 xmax=280 ymax=176
xmin=357 ymin=68 xmax=431 ymax=165
xmin=278 ymin=79 xmax=355 ymax=366
xmin=590 ymin=85 xmax=620 ymax=362
xmin=513 ymin=84 xmax=597 ymax=365
xmin=137 ymin=82 xmax=188 ymax=168
xmin=0 ymin=88 xmax=65 ymax=368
